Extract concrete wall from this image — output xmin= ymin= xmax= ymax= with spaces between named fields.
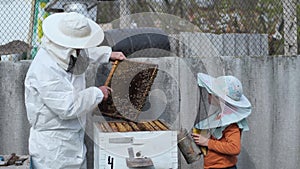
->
xmin=0 ymin=55 xmax=299 ymax=169
xmin=0 ymin=61 xmax=31 ymax=155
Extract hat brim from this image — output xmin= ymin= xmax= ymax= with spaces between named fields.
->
xmin=42 ymin=13 xmax=104 ymax=49
xmin=197 ymin=73 xmax=251 ymax=108
xmin=195 ymin=107 xmax=251 ymax=129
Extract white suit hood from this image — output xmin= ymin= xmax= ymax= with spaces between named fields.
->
xmin=41 ymin=36 xmax=76 ymax=71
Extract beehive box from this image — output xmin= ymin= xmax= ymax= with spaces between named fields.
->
xmin=95 ymin=60 xmax=177 ymax=168
xmin=94 ymin=120 xmax=178 ymax=169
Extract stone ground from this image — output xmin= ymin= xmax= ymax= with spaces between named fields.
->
xmin=0 ymin=155 xmax=30 ymax=169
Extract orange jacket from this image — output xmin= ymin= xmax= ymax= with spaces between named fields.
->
xmin=204 ymin=123 xmax=241 ymax=169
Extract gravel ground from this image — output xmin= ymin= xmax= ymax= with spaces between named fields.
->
xmin=0 ymin=155 xmax=30 ymax=169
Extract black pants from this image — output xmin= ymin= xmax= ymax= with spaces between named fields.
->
xmin=211 ymin=166 xmax=237 ymax=169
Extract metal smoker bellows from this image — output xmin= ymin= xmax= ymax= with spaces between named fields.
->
xmin=177 ymin=128 xmax=202 ymax=164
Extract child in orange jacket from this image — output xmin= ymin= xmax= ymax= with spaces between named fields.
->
xmin=192 ymin=73 xmax=252 ymax=169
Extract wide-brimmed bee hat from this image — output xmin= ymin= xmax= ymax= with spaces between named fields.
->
xmin=197 ymin=73 xmax=251 ymax=108
xmin=42 ymin=12 xmax=104 ymax=49
xmin=195 ymin=73 xmax=252 ymax=129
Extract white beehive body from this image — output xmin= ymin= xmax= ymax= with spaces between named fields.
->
xmin=94 ymin=123 xmax=178 ymax=169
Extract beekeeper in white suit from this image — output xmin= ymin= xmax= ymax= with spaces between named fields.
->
xmin=24 ymin=12 xmax=126 ymax=169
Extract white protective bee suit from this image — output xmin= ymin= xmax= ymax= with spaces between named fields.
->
xmin=24 ymin=12 xmax=111 ymax=169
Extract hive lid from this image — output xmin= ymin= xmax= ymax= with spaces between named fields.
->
xmin=99 ymin=59 xmax=158 ymax=122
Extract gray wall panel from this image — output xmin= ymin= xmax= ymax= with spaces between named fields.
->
xmin=0 ymin=55 xmax=299 ymax=169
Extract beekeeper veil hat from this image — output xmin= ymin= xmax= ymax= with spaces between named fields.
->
xmin=41 ymin=12 xmax=105 ymax=74
xmin=42 ymin=12 xmax=104 ymax=49
xmin=195 ymin=73 xmax=252 ymax=131
xmin=197 ymin=73 xmax=251 ymax=108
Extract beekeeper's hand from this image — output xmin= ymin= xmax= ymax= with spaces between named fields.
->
xmin=99 ymin=86 xmax=113 ymax=101
xmin=110 ymin=52 xmax=126 ymax=61
xmin=192 ymin=133 xmax=210 ymax=146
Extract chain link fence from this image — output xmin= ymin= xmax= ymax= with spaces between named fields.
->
xmin=0 ymin=0 xmax=299 ymax=61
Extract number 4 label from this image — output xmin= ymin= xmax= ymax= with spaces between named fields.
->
xmin=107 ymin=155 xmax=114 ymax=169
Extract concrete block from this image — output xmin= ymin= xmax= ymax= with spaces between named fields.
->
xmin=234 ymin=34 xmax=248 ymax=56
xmin=248 ymin=34 xmax=263 ymax=56
xmin=0 ymin=61 xmax=31 ymax=155
xmin=223 ymin=34 xmax=235 ymax=56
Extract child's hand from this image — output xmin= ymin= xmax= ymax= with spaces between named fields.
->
xmin=192 ymin=133 xmax=209 ymax=146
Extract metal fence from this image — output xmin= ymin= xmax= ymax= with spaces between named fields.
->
xmin=0 ymin=0 xmax=299 ymax=61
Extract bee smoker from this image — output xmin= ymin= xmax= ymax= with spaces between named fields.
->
xmin=177 ymin=128 xmax=202 ymax=164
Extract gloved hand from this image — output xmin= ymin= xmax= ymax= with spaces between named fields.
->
xmin=110 ymin=51 xmax=126 ymax=61
xmin=99 ymin=86 xmax=112 ymax=101
xmin=191 ymin=133 xmax=210 ymax=146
